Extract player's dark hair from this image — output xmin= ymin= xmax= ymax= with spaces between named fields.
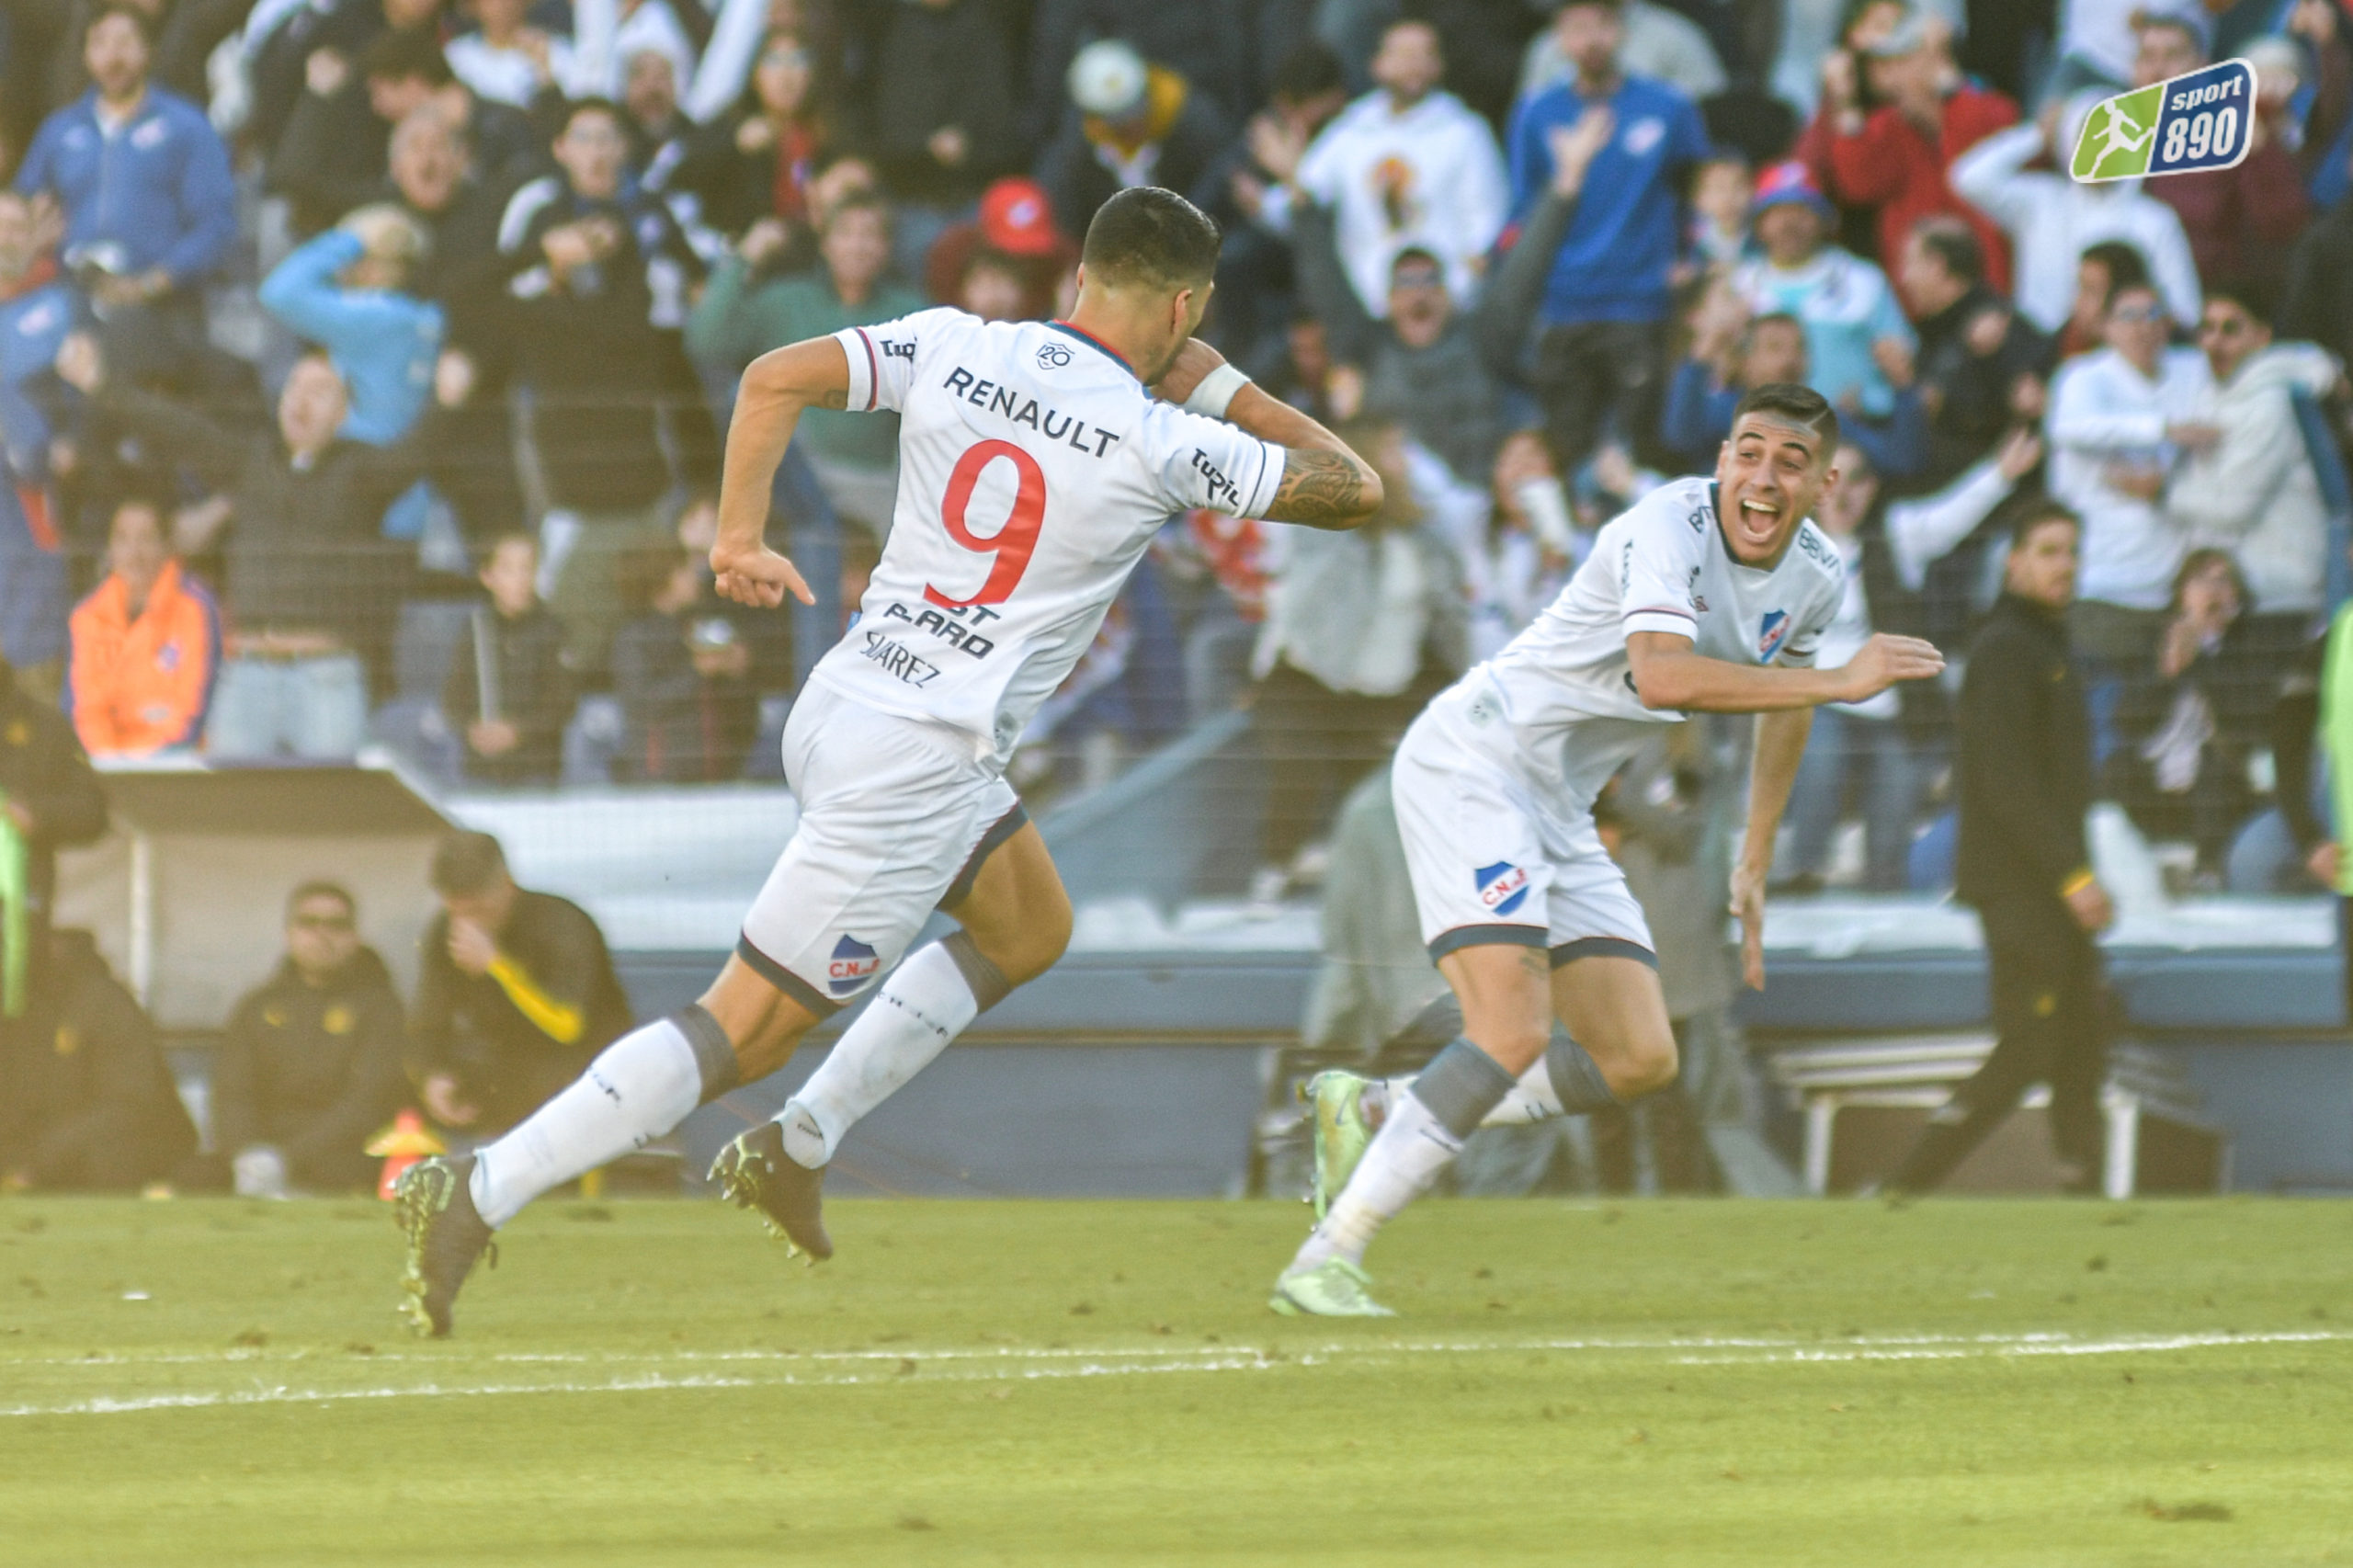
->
xmin=288 ymin=881 xmax=357 ymax=919
xmin=1731 ymin=382 xmax=1839 ymax=457
xmin=1910 ymin=216 xmax=1983 ymax=287
xmin=431 ymin=831 xmax=508 ymax=897
xmin=1080 ymin=187 xmax=1222 ymax=292
xmin=85 ymin=3 xmax=154 ymax=47
xmin=360 ymin=25 xmax=454 ymax=86
xmin=2203 ymin=278 xmax=2275 ymax=327
xmin=2008 ymin=497 xmax=2081 ymax=551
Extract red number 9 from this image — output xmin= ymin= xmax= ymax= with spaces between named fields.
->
xmin=923 ymin=439 xmax=1048 ymax=609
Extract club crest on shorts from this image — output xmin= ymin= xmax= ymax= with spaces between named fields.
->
xmin=1474 ymin=861 xmax=1530 ymax=917
xmin=1757 ymin=608 xmax=1790 ymax=662
xmin=827 ymin=935 xmax=881 ymax=994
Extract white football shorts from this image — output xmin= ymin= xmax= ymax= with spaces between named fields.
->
xmin=1390 ymin=693 xmax=1655 ymax=968
xmin=736 ymin=680 xmax=1025 ymax=1012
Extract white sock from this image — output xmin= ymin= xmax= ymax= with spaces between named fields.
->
xmin=1377 ymin=1063 xmax=1562 ymax=1128
xmin=469 ymin=1018 xmax=703 ymax=1227
xmin=777 ymin=940 xmax=979 ymax=1168
xmin=1290 ymin=1091 xmax=1462 ymax=1272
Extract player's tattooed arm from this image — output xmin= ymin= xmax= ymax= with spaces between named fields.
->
xmin=1265 ymin=446 xmax=1383 ymax=528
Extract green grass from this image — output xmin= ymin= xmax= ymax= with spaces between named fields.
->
xmin=0 ymin=1197 xmax=2348 ymax=1565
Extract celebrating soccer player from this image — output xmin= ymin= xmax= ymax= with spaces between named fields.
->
xmin=391 ymin=187 xmax=1384 ymax=1336
xmin=1270 ymin=385 xmax=1945 ymax=1317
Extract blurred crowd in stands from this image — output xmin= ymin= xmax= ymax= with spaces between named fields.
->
xmin=0 ymin=0 xmax=2345 ymax=908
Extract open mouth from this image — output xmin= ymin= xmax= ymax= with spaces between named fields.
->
xmin=1732 ymin=494 xmax=1783 ymax=545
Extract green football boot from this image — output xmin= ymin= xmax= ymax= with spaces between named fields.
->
xmin=1268 ymin=1257 xmax=1396 ymax=1317
xmin=394 ymin=1155 xmax=494 ymax=1338
xmin=1302 ymin=1070 xmax=1376 ymax=1221
xmin=709 ymin=1119 xmax=834 ymax=1262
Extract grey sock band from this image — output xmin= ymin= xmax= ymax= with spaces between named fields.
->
xmin=1413 ymin=1037 xmax=1520 ymax=1140
xmin=1545 ymin=1033 xmax=1621 ymax=1113
xmin=674 ymin=1004 xmax=740 ymax=1102
xmin=942 ymin=929 xmax=1014 ymax=1012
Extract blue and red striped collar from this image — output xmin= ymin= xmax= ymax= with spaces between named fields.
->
xmin=1047 ymin=320 xmax=1135 ymax=380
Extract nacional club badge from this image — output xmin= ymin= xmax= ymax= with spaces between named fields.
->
xmin=2071 ymin=59 xmax=2256 ymax=183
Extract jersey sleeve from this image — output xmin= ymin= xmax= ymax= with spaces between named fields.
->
xmin=1147 ymin=405 xmax=1287 ymax=519
xmin=1617 ymin=491 xmax=1708 ymax=642
xmin=834 ymin=307 xmax=961 ymax=415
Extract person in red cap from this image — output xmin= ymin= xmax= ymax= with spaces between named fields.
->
xmin=924 ymin=176 xmax=1080 ymax=324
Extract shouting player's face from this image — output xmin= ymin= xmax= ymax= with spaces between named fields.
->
xmin=1714 ymin=413 xmax=1836 ymax=567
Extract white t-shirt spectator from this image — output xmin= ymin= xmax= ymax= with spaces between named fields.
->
xmin=2169 ymin=342 xmax=2343 ymax=614
xmin=2047 ymin=344 xmax=2211 ymax=610
xmin=1950 ymin=119 xmax=2201 ymax=335
xmin=1295 ymin=87 xmax=1509 ymax=319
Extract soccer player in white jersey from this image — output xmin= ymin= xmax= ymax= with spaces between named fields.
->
xmin=1270 ymin=384 xmax=1946 ymax=1317
xmin=392 ymin=187 xmax=1383 ymax=1336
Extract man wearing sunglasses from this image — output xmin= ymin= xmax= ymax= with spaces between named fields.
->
xmin=210 ymin=882 xmax=410 ymax=1198
xmin=2045 ymin=278 xmax=2216 ymax=671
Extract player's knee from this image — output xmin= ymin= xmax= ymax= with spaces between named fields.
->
xmin=1002 ymin=888 xmax=1073 ymax=984
xmin=1611 ymin=1031 xmax=1679 ymax=1099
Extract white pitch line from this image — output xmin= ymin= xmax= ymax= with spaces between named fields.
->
xmin=2 ymin=1329 xmax=2345 ymax=1418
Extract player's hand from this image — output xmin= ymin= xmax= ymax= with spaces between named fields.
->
xmin=2064 ymin=877 xmax=2115 ymax=933
xmin=710 ymin=541 xmax=815 ymax=608
xmin=447 ymin=916 xmax=498 ymax=977
xmin=1153 ymin=337 xmax=1227 ymax=407
xmin=1730 ymin=859 xmax=1768 ymax=990
xmin=1838 ymin=633 xmax=1944 ymax=702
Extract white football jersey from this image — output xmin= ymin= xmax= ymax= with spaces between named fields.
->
xmin=1445 ymin=475 xmax=1843 ymax=806
xmin=806 ymin=309 xmax=1286 ymax=763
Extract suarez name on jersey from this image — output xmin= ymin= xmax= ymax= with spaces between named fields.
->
xmin=810 ymin=309 xmax=1285 ymax=764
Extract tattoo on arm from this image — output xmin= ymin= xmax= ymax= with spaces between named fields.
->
xmin=1265 ymin=447 xmax=1376 ymax=527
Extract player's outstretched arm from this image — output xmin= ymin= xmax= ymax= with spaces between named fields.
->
xmin=1156 ymin=338 xmax=1382 ymax=528
xmin=709 ymin=337 xmax=851 ymax=608
xmin=1625 ymin=631 xmax=1944 ymax=714
xmin=1731 ymin=708 xmax=1813 ymax=990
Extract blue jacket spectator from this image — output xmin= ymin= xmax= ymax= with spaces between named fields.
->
xmin=14 ymin=9 xmax=236 ymax=300
xmin=1503 ymin=0 xmax=1709 ymax=472
xmin=258 ymin=215 xmax=445 ymax=446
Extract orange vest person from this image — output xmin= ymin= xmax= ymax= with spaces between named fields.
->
xmin=66 ymin=496 xmax=218 ymax=756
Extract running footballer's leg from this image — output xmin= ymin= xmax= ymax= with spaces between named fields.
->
xmin=713 ymin=823 xmax=1074 ymax=1252
xmin=398 ymin=977 xmax=823 ymax=1336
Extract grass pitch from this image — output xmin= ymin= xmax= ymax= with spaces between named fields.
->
xmin=0 ymin=1197 xmax=2347 ymax=1566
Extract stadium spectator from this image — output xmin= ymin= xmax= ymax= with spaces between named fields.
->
xmin=1325 ymin=246 xmax=1502 ymax=487
xmin=381 ymin=105 xmax=522 ymax=302
xmin=1246 ymin=420 xmax=1467 ymax=907
xmin=210 ymin=882 xmax=410 ymax=1197
xmin=1662 ymin=288 xmax=1927 ymax=477
xmin=257 ymin=205 xmax=445 ymax=446
xmin=2043 ymin=278 xmax=2215 ymax=673
xmin=1463 ymin=430 xmax=1577 ymax=661
xmin=1809 ymin=7 xmax=2016 ymax=294
xmin=1684 ymin=152 xmax=1755 ymax=274
xmin=1287 ymin=19 xmax=1508 ymax=323
xmin=1949 ymin=97 xmax=2200 ymax=336
xmin=866 ymin=0 xmax=1019 ymax=267
xmin=2049 ymin=0 xmax=2198 ymax=94
xmin=1884 ymin=503 xmax=2112 ymax=1197
xmin=1731 ymin=162 xmax=1917 ymax=420
xmin=1898 ymin=217 xmax=2054 ymax=483
xmin=409 ymin=830 xmax=632 ymax=1137
xmin=0 ymin=929 xmax=192 ymax=1194
xmin=15 ymin=6 xmax=234 ymax=350
xmin=1034 ymin=39 xmax=1231 ymax=236
xmin=1521 ymin=0 xmax=1729 ymax=106
xmin=442 ymin=533 xmax=572 ymax=787
xmin=923 ymin=178 xmax=1079 ymax=326
xmin=1017 ymin=0 xmax=1256 ymax=150
xmin=610 ymin=548 xmax=758 ymax=783
xmin=1200 ymin=42 xmax=1349 ymax=358
xmin=2126 ymin=14 xmax=2309 ymax=296
xmin=2101 ymin=550 xmax=2272 ymax=884
xmin=1507 ymin=0 xmax=1711 ymax=472
xmin=66 ymin=493 xmax=217 ymax=758
xmin=54 ymin=336 xmax=432 ymax=758
xmin=2055 ymin=239 xmax=2153 ymax=360
xmin=483 ymin=96 xmax=719 ymax=675
xmin=666 ymin=29 xmax=833 ymax=245
xmin=445 ymin=0 xmax=587 ymax=111
xmin=685 ymin=192 xmax=920 ymax=538
xmin=244 ymin=0 xmax=449 ymax=159
xmin=270 ymin=24 xmax=543 ymax=241
xmin=2167 ymin=286 xmax=2344 ymax=623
